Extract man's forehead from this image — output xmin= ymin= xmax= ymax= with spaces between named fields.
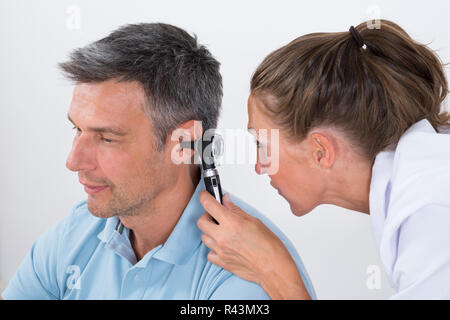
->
xmin=70 ymin=80 xmax=146 ymax=121
xmin=72 ymin=80 xmax=145 ymax=109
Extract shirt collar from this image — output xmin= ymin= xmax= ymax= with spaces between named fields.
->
xmin=97 ymin=173 xmax=206 ymax=266
xmin=97 ymin=215 xmax=121 ymax=244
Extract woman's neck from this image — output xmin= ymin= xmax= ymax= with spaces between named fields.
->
xmin=325 ymin=157 xmax=373 ymax=214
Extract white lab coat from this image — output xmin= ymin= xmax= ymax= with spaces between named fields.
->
xmin=369 ymin=119 xmax=450 ymax=299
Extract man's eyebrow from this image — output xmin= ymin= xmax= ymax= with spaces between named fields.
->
xmin=67 ymin=114 xmax=128 ymax=136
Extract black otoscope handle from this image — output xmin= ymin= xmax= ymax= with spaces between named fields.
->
xmin=203 ymin=169 xmax=222 ymax=224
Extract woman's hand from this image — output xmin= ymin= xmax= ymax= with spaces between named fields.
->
xmin=197 ymin=190 xmax=311 ymax=299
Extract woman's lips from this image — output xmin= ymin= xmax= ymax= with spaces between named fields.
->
xmin=270 ymin=181 xmax=278 ymax=190
xmin=82 ymin=184 xmax=108 ymax=194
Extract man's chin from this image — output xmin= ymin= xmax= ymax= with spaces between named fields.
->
xmin=86 ymin=199 xmax=114 ymax=218
xmin=89 ymin=211 xmax=115 ymax=219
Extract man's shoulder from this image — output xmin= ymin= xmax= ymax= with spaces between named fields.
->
xmin=224 ymin=192 xmax=316 ymax=299
xmin=227 ymin=193 xmax=292 ymax=248
xmin=43 ymin=200 xmax=107 ymax=274
xmin=45 ymin=200 xmax=105 ymax=249
xmin=68 ymin=199 xmax=92 ymax=221
xmin=193 ymin=244 xmax=270 ymax=299
xmin=196 ymin=194 xmax=295 ymax=300
xmin=63 ymin=199 xmax=105 ymax=237
xmin=1 ymin=200 xmax=105 ymax=300
xmin=69 ymin=199 xmax=96 ymax=218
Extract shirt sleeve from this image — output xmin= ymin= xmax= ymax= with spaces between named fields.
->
xmin=1 ymin=217 xmax=68 ymax=300
xmin=208 ymin=274 xmax=270 ymax=300
xmin=390 ymin=204 xmax=450 ymax=299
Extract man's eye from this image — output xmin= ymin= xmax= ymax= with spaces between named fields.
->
xmin=101 ymin=137 xmax=115 ymax=144
xmin=72 ymin=127 xmax=114 ymax=144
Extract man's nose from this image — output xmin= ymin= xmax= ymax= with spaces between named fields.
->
xmin=66 ymin=136 xmax=96 ymax=172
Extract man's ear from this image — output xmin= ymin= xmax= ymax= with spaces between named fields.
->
xmin=308 ymin=132 xmax=336 ymax=169
xmin=169 ymin=120 xmax=203 ymax=165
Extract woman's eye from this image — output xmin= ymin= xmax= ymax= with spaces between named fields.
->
xmin=72 ymin=126 xmax=81 ymax=133
xmin=254 ymin=139 xmax=264 ymax=148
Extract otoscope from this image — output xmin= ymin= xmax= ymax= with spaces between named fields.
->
xmin=180 ymin=130 xmax=224 ymax=224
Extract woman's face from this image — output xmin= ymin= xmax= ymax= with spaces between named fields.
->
xmin=247 ymin=94 xmax=328 ymax=216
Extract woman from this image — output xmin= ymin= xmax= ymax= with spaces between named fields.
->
xmin=197 ymin=20 xmax=450 ymax=299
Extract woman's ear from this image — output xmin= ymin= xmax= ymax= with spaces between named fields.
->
xmin=309 ymin=132 xmax=336 ymax=169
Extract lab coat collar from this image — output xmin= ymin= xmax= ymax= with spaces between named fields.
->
xmin=370 ymin=118 xmax=445 ymax=232
xmin=368 ymin=119 xmax=436 ymax=249
xmin=369 ymin=118 xmax=450 ymax=286
xmin=369 ymin=149 xmax=394 ymax=252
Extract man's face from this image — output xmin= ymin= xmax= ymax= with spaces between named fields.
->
xmin=66 ymin=79 xmax=171 ymax=218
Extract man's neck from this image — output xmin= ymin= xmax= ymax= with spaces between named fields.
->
xmin=121 ymin=165 xmax=201 ymax=261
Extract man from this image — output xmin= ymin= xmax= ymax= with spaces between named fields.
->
xmin=1 ymin=23 xmax=315 ymax=299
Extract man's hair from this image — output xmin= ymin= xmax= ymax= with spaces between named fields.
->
xmin=59 ymin=23 xmax=223 ymax=150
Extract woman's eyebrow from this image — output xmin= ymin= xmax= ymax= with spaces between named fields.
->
xmin=67 ymin=114 xmax=128 ymax=136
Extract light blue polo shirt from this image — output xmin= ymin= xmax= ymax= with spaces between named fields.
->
xmin=2 ymin=178 xmax=316 ymax=299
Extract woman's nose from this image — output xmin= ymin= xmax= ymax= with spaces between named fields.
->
xmin=255 ymin=161 xmax=268 ymax=175
xmin=255 ymin=147 xmax=271 ymax=175
xmin=255 ymin=162 xmax=261 ymax=175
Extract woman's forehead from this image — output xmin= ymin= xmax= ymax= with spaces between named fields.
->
xmin=247 ymin=94 xmax=276 ymax=131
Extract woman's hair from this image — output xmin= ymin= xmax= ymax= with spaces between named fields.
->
xmin=251 ymin=19 xmax=450 ymax=160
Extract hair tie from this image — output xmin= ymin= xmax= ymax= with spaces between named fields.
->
xmin=349 ymin=26 xmax=367 ymax=50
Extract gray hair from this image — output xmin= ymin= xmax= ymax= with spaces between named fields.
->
xmin=59 ymin=23 xmax=223 ymax=150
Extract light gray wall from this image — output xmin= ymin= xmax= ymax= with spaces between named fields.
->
xmin=1 ymin=0 xmax=449 ymax=299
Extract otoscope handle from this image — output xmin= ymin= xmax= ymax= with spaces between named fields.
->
xmin=203 ymin=169 xmax=223 ymax=224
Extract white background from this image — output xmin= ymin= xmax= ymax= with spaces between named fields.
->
xmin=1 ymin=0 xmax=449 ymax=299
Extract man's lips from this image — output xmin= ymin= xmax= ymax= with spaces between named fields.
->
xmin=81 ymin=182 xmax=108 ymax=194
